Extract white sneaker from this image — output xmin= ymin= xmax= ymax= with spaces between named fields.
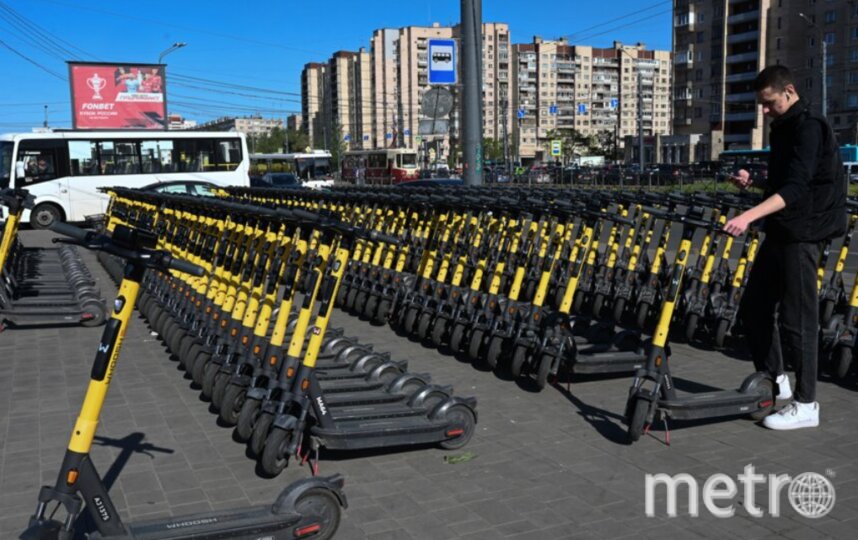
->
xmin=775 ymin=373 xmax=792 ymax=401
xmin=762 ymin=401 xmax=819 ymax=430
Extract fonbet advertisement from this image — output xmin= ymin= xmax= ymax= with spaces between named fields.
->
xmin=69 ymin=62 xmax=167 ymax=129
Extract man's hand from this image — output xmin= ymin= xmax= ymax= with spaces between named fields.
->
xmin=728 ymin=169 xmax=753 ymax=190
xmin=723 ymin=213 xmax=753 ymax=237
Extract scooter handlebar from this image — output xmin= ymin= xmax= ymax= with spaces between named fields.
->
xmin=368 ymin=230 xmax=400 ymax=245
xmin=49 ymin=221 xmax=95 ymax=243
xmin=165 ymin=255 xmax=207 ymax=277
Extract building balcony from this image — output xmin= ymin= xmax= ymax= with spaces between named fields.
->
xmin=725 ymin=133 xmax=751 ymax=143
xmin=674 ymin=52 xmax=694 ymax=65
xmin=726 ymin=91 xmax=756 ymax=102
xmin=725 ymin=71 xmax=757 ymax=83
xmin=725 ymin=111 xmax=756 ymax=122
xmin=727 ymin=30 xmax=759 ymax=44
xmin=726 ymin=50 xmax=759 ymax=64
xmin=727 ymin=9 xmax=760 ymax=24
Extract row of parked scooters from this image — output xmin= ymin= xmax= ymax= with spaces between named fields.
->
xmin=97 ymin=188 xmax=478 ymax=479
xmin=222 ymin=185 xmax=858 ymax=443
xmin=0 ymin=188 xmax=106 ymax=330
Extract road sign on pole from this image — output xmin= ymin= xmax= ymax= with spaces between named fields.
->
xmin=550 ymin=140 xmax=562 ymax=157
xmin=578 ymin=103 xmax=587 ymax=114
xmin=428 ymin=39 xmax=457 ymax=85
xmin=549 ymin=104 xmax=557 ymax=115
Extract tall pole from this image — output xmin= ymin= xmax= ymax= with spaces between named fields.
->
xmin=637 ymin=64 xmax=644 ymax=175
xmin=43 ymin=105 xmax=48 ymax=128
xmin=461 ymin=0 xmax=483 ymax=185
xmin=822 ymin=40 xmax=828 ymax=117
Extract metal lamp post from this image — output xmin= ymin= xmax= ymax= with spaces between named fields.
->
xmin=158 ymin=42 xmax=187 ymax=65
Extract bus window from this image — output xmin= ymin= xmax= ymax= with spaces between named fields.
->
xmin=313 ymin=157 xmax=331 ymax=178
xmin=214 ymin=139 xmax=242 ymax=171
xmin=175 ymin=139 xmax=214 ymax=172
xmin=1 ymin=141 xmax=13 ymax=188
xmin=69 ymin=141 xmax=99 ymax=176
xmin=398 ymin=153 xmax=417 ymax=167
xmin=141 ymin=140 xmax=175 ymax=173
xmin=17 ymin=141 xmax=65 ymax=185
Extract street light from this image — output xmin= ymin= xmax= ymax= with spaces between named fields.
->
xmin=798 ymin=12 xmax=827 ymax=117
xmin=618 ymin=47 xmax=645 ymax=179
xmin=158 ymin=42 xmax=187 ymax=64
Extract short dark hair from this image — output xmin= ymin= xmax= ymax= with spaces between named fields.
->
xmin=753 ymin=65 xmax=794 ymax=92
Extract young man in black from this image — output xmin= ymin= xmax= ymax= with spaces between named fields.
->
xmin=724 ymin=65 xmax=847 ymax=430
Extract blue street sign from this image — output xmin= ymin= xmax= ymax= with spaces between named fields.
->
xmin=363 ymin=134 xmax=369 ymax=141
xmin=404 ymin=129 xmax=411 ymax=136
xmin=578 ymin=103 xmax=587 ymax=114
xmin=517 ymin=108 xmax=525 ymax=119
xmin=428 ymin=38 xmax=457 ymax=85
xmin=549 ymin=104 xmax=557 ymax=115
xmin=610 ymin=98 xmax=618 ymax=109
xmin=386 ymin=133 xmax=393 ymax=139
xmin=344 ymin=134 xmax=351 ymax=142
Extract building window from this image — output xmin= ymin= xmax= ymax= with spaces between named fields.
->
xmin=849 ymin=94 xmax=858 ymax=107
xmin=852 ymin=71 xmax=858 ymax=84
xmin=824 ymin=32 xmax=836 ymax=45
xmin=777 ymin=37 xmax=782 ymax=50
xmin=827 ymin=54 xmax=835 ymax=66
xmin=809 ymin=37 xmax=816 ymax=46
xmin=697 ymin=31 xmax=705 ymax=43
xmin=778 ymin=17 xmax=782 ymax=30
xmin=825 ymin=10 xmax=836 ymax=23
xmin=852 ymin=49 xmax=858 ymax=62
xmin=806 ymin=78 xmax=814 ymax=89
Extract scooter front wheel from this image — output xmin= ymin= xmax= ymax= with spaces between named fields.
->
xmin=627 ymin=398 xmax=649 ymax=443
xmin=235 ymin=398 xmax=261 ymax=441
xmin=261 ymin=427 xmax=292 ymax=477
xmin=535 ymin=353 xmax=557 ymax=391
xmin=835 ymin=345 xmax=854 ymax=380
xmin=510 ymin=345 xmax=529 ymax=377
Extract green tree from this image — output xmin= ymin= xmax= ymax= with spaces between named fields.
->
xmin=325 ymin=118 xmax=347 ymax=173
xmin=286 ymin=129 xmax=309 ymax=153
xmin=253 ymin=126 xmax=286 ymax=153
xmin=482 ymin=137 xmax=504 ymax=161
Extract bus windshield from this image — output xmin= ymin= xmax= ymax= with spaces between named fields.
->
xmin=398 ymin=153 xmax=417 ymax=168
xmin=0 ymin=141 xmax=12 ymax=189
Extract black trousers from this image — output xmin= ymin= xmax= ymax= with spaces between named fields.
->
xmin=739 ymin=238 xmax=820 ymax=403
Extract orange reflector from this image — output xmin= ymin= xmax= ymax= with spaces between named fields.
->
xmin=221 ymin=320 xmax=228 ymax=328
xmin=655 ymin=355 xmax=662 ymax=367
xmin=230 ymin=328 xmax=238 ymax=337
xmin=446 ymin=429 xmax=465 ymax=437
xmin=534 ymin=313 xmax=540 ymax=321
xmin=295 ymin=524 xmax=321 ymax=537
xmin=66 ymin=469 xmax=79 ymax=485
xmin=301 ymin=379 xmax=310 ymax=390
xmin=508 ymin=307 xmax=515 ymax=314
xmin=253 ymin=345 xmax=261 ymax=354
xmin=206 ymin=307 xmax=211 ymax=314
xmin=287 ymin=367 xmax=295 ymax=378
xmin=270 ymin=356 xmax=278 ymax=366
xmin=241 ymin=335 xmax=249 ymax=345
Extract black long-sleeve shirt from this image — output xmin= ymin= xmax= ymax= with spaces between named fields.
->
xmin=764 ymin=98 xmax=847 ymax=242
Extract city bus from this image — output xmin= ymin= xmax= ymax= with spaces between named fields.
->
xmin=341 ymin=149 xmax=419 ymax=184
xmin=0 ymin=130 xmax=248 ymax=228
xmin=250 ymin=151 xmax=333 ymax=181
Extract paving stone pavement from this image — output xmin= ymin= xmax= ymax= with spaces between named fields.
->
xmin=1 ymin=230 xmax=856 ymax=539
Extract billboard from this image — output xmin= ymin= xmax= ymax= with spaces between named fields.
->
xmin=69 ymin=62 xmax=167 ymax=130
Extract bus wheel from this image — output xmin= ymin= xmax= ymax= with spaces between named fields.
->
xmin=31 ymin=203 xmax=63 ymax=230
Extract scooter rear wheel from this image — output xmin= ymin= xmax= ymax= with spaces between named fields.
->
xmin=636 ymin=302 xmax=650 ymax=330
xmin=612 ymin=297 xmax=626 ymax=324
xmin=438 ymin=404 xmax=476 ymax=450
xmin=748 ymin=378 xmax=776 ymax=421
xmin=430 ymin=318 xmax=447 ymax=347
xmin=715 ymin=319 xmax=729 ymax=348
xmin=535 ymin=353 xmax=556 ymax=390
xmin=293 ymin=488 xmax=342 ymax=540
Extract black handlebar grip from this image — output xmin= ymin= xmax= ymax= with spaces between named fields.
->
xmin=49 ymin=221 xmax=93 ymax=242
xmin=369 ymin=230 xmax=400 ymax=245
xmin=290 ymin=208 xmax=322 ymax=223
xmin=168 ymin=255 xmax=207 ymax=277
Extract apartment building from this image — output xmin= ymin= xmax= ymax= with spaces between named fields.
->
xmin=193 ymin=115 xmax=281 ymax=135
xmin=767 ymin=0 xmax=858 ymax=145
xmin=513 ymin=38 xmax=672 ymax=162
xmin=323 ymin=50 xmax=372 ymax=150
xmin=301 ymin=62 xmax=326 ymax=148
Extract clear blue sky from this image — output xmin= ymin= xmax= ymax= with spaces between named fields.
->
xmin=0 ymin=0 xmax=672 ymax=131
